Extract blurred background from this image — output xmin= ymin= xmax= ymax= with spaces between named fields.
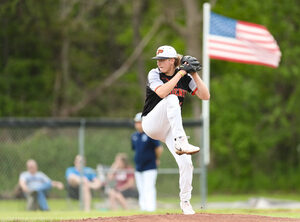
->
xmin=0 ymin=0 xmax=300 ymax=212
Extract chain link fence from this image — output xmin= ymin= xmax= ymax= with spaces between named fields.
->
xmin=0 ymin=118 xmax=205 ymax=210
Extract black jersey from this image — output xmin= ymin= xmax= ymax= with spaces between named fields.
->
xmin=142 ymin=68 xmax=197 ymax=117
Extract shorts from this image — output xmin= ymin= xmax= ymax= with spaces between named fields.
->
xmin=121 ymin=188 xmax=138 ymax=199
xmin=67 ymin=184 xmax=79 ymax=200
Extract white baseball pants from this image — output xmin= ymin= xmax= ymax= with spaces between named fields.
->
xmin=142 ymin=94 xmax=194 ymax=202
xmin=135 ymin=169 xmax=157 ymax=211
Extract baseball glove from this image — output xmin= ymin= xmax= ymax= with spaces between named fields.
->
xmin=180 ymin=55 xmax=202 ymax=73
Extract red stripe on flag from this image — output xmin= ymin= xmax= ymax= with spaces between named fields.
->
xmin=238 ymin=21 xmax=268 ymax=30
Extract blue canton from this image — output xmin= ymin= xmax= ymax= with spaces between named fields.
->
xmin=210 ymin=12 xmax=237 ymax=38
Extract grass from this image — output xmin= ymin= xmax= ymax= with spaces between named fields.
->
xmin=0 ymin=210 xmax=143 ymax=221
xmin=206 ymin=193 xmax=300 ymax=202
xmin=1 ymin=194 xmax=300 ymax=221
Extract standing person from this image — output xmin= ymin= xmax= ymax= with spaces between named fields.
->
xmin=131 ymin=112 xmax=163 ymax=212
xmin=19 ymin=159 xmax=64 ymax=211
xmin=66 ymin=155 xmax=102 ymax=211
xmin=141 ymin=45 xmax=210 ymax=214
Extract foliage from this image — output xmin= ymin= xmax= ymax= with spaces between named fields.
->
xmin=208 ymin=0 xmax=300 ymax=192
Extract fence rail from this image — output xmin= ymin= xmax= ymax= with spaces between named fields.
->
xmin=0 ymin=118 xmax=203 ymax=128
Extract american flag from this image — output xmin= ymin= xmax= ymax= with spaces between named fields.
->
xmin=208 ymin=12 xmax=281 ymax=68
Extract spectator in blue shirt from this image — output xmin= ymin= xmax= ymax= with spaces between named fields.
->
xmin=131 ymin=112 xmax=163 ymax=211
xmin=19 ymin=159 xmax=64 ymax=211
xmin=66 ymin=155 xmax=102 ymax=211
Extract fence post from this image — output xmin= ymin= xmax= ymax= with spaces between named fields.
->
xmin=199 ymin=126 xmax=207 ymax=209
xmin=200 ymin=145 xmax=207 ymax=209
xmin=78 ymin=118 xmax=86 ymax=210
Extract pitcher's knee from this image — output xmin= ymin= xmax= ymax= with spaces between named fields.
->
xmin=166 ymin=94 xmax=180 ymax=105
xmin=166 ymin=95 xmax=180 ymax=111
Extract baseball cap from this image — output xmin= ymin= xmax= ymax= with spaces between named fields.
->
xmin=134 ymin=112 xmax=142 ymax=122
xmin=152 ymin=45 xmax=177 ymax=60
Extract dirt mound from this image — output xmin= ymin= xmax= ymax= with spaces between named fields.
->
xmin=63 ymin=213 xmax=300 ymax=222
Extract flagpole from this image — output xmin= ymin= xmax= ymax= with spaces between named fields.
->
xmin=200 ymin=2 xmax=210 ymax=208
xmin=202 ymin=3 xmax=210 ymax=165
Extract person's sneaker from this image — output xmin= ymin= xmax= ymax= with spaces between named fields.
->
xmin=180 ymin=201 xmax=195 ymax=215
xmin=174 ymin=136 xmax=200 ymax=155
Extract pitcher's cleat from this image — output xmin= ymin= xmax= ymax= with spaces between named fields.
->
xmin=180 ymin=201 xmax=195 ymax=215
xmin=174 ymin=136 xmax=200 ymax=155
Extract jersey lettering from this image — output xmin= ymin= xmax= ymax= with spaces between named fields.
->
xmin=169 ymin=88 xmax=187 ymax=98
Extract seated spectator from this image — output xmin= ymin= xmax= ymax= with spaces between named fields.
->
xmin=19 ymin=159 xmax=64 ymax=211
xmin=65 ymin=155 xmax=102 ymax=211
xmin=107 ymin=153 xmax=138 ymax=210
